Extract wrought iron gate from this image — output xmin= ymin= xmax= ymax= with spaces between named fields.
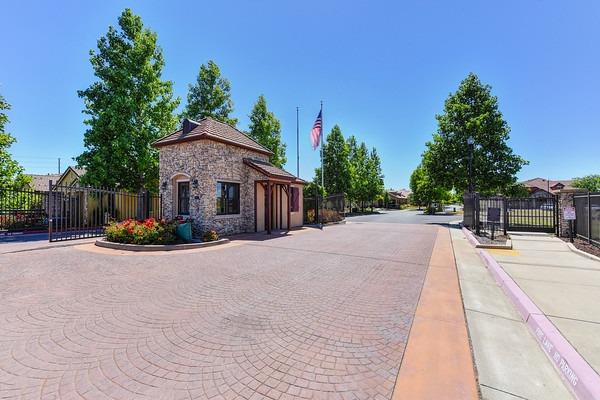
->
xmin=49 ymin=182 xmax=161 ymax=242
xmin=464 ymin=193 xmax=558 ymax=235
xmin=0 ymin=187 xmax=49 ymax=234
xmin=506 ymin=196 xmax=558 ymax=233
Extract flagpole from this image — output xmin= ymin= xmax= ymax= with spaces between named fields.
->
xmin=296 ymin=106 xmax=300 ymax=177
xmin=320 ymin=100 xmax=324 ymax=229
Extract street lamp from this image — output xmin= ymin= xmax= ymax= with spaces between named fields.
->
xmin=467 ymin=136 xmax=475 ymax=193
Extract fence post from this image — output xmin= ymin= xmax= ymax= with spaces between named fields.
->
xmin=48 ymin=180 xmax=53 ymax=242
xmin=588 ymin=191 xmax=592 ymax=244
xmin=503 ymin=197 xmax=508 ymax=236
xmin=475 ymin=193 xmax=480 ymax=236
xmin=144 ymin=190 xmax=150 ymax=219
xmin=557 ymin=195 xmax=560 ymax=236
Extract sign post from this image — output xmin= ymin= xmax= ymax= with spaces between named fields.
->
xmin=488 ymin=207 xmax=501 ymax=241
xmin=563 ymin=206 xmax=576 ymax=243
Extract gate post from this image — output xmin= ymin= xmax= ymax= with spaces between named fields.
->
xmin=587 ymin=191 xmax=592 ymax=244
xmin=503 ymin=197 xmax=508 ymax=236
xmin=144 ymin=190 xmax=150 ymax=219
xmin=48 ymin=180 xmax=53 ymax=242
xmin=475 ymin=193 xmax=480 ymax=236
xmin=557 ymin=190 xmax=581 ymax=237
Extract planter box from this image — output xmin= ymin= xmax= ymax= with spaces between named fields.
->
xmin=95 ymin=238 xmax=229 ymax=252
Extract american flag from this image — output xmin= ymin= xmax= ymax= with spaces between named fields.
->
xmin=310 ymin=110 xmax=322 ymax=150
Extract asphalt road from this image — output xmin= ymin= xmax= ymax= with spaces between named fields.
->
xmin=346 ymin=209 xmax=461 ymax=225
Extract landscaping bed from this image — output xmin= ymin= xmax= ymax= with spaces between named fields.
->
xmin=95 ymin=237 xmax=229 ymax=251
xmin=561 ymin=237 xmax=600 ymax=259
xmin=101 ymin=217 xmax=223 ymax=250
xmin=474 ymin=232 xmax=510 ymax=246
xmin=462 ymin=227 xmax=512 ymax=249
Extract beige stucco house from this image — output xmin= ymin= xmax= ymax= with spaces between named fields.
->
xmin=154 ymin=117 xmax=305 ymax=236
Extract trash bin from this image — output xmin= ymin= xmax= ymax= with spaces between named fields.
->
xmin=176 ymin=222 xmax=192 ymax=242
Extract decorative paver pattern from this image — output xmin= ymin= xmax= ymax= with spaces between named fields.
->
xmin=0 ymin=223 xmax=437 ymax=399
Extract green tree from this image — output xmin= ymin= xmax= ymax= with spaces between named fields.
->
xmin=423 ymin=73 xmax=527 ymax=195
xmin=305 ymin=167 xmax=325 ymax=198
xmin=346 ymin=135 xmax=359 ymax=207
xmin=410 ymin=164 xmax=449 ymax=213
xmin=247 ymin=95 xmax=286 ymax=167
xmin=572 ymin=175 xmax=600 ymax=192
xmin=365 ymin=147 xmax=385 ymax=209
xmin=181 ymin=60 xmax=237 ymax=126
xmin=323 ymin=125 xmax=351 ymax=196
xmin=383 ymin=190 xmax=390 ymax=208
xmin=0 ymin=93 xmax=31 ymax=189
xmin=503 ymin=183 xmax=531 ymax=198
xmin=76 ymin=9 xmax=179 ymax=191
xmin=353 ymin=142 xmax=370 ymax=211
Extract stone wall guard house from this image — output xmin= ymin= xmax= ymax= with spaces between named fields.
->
xmin=154 ymin=117 xmax=305 ymax=236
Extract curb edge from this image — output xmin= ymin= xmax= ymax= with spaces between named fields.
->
xmin=462 ymin=228 xmax=600 ymax=400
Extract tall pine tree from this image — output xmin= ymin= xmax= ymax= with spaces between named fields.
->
xmin=351 ymin=141 xmax=370 ymax=210
xmin=181 ymin=60 xmax=237 ymax=126
xmin=423 ymin=73 xmax=527 ymax=195
xmin=247 ymin=95 xmax=286 ymax=167
xmin=366 ymin=147 xmax=384 ymax=206
xmin=76 ymin=9 xmax=179 ymax=191
xmin=323 ymin=125 xmax=350 ymax=196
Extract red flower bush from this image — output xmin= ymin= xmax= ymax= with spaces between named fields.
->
xmin=105 ymin=218 xmax=178 ymax=245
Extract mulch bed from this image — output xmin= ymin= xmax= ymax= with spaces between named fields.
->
xmin=560 ymin=237 xmax=600 ymax=258
xmin=473 ymin=233 xmax=509 ymax=245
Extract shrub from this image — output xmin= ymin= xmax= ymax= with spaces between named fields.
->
xmin=105 ymin=218 xmax=179 ymax=245
xmin=306 ymin=209 xmax=316 ymax=224
xmin=203 ymin=230 xmax=219 ymax=242
xmin=322 ymin=209 xmax=343 ymax=223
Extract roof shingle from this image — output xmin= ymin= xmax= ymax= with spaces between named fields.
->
xmin=154 ymin=117 xmax=273 ymax=155
xmin=243 ymin=158 xmax=306 ymax=184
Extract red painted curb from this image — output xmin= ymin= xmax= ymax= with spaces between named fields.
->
xmin=462 ymin=227 xmax=600 ymax=400
xmin=462 ymin=227 xmax=480 ymax=248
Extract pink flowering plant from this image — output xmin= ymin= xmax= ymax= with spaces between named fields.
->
xmin=105 ymin=218 xmax=178 ymax=245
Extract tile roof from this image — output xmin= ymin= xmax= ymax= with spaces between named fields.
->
xmin=388 ymin=188 xmax=411 ymax=199
xmin=520 ymin=178 xmax=574 ymax=193
xmin=28 ymin=174 xmax=62 ymax=191
xmin=154 ymin=117 xmax=273 ymax=155
xmin=26 ymin=166 xmax=87 ymax=191
xmin=243 ymin=158 xmax=306 ymax=184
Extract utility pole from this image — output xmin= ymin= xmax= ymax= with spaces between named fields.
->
xmin=58 ymin=157 xmax=61 ymax=174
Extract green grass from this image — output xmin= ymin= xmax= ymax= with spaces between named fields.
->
xmin=507 ymin=209 xmax=554 ymax=227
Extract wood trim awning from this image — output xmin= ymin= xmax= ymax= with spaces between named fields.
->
xmin=243 ymin=158 xmax=307 ymax=185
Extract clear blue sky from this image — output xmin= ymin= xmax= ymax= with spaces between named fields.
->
xmin=1 ymin=1 xmax=598 ymax=189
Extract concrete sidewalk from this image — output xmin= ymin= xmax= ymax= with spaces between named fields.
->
xmin=451 ymin=228 xmax=573 ymax=399
xmin=0 ymin=236 xmax=98 ymax=255
xmin=488 ymin=232 xmax=600 ymax=378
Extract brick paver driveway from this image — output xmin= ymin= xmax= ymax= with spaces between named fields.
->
xmin=0 ymin=222 xmax=439 ymax=399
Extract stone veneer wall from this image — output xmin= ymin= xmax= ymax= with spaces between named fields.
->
xmin=159 ymin=140 xmax=269 ymax=236
xmin=557 ymin=189 xmax=586 ymax=237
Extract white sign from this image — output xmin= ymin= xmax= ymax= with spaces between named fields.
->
xmin=563 ymin=206 xmax=576 ymax=220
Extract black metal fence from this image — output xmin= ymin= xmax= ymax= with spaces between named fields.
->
xmin=303 ymin=193 xmax=345 ymax=224
xmin=0 ymin=187 xmax=49 ymax=234
xmin=49 ymin=182 xmax=162 ymax=242
xmin=574 ymin=192 xmax=600 ymax=246
xmin=506 ymin=196 xmax=557 ymax=233
xmin=464 ymin=193 xmax=558 ymax=236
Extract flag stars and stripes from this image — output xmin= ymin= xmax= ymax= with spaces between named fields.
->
xmin=310 ymin=110 xmax=323 ymax=150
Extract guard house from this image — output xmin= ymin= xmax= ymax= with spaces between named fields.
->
xmin=153 ymin=117 xmax=305 ymax=236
